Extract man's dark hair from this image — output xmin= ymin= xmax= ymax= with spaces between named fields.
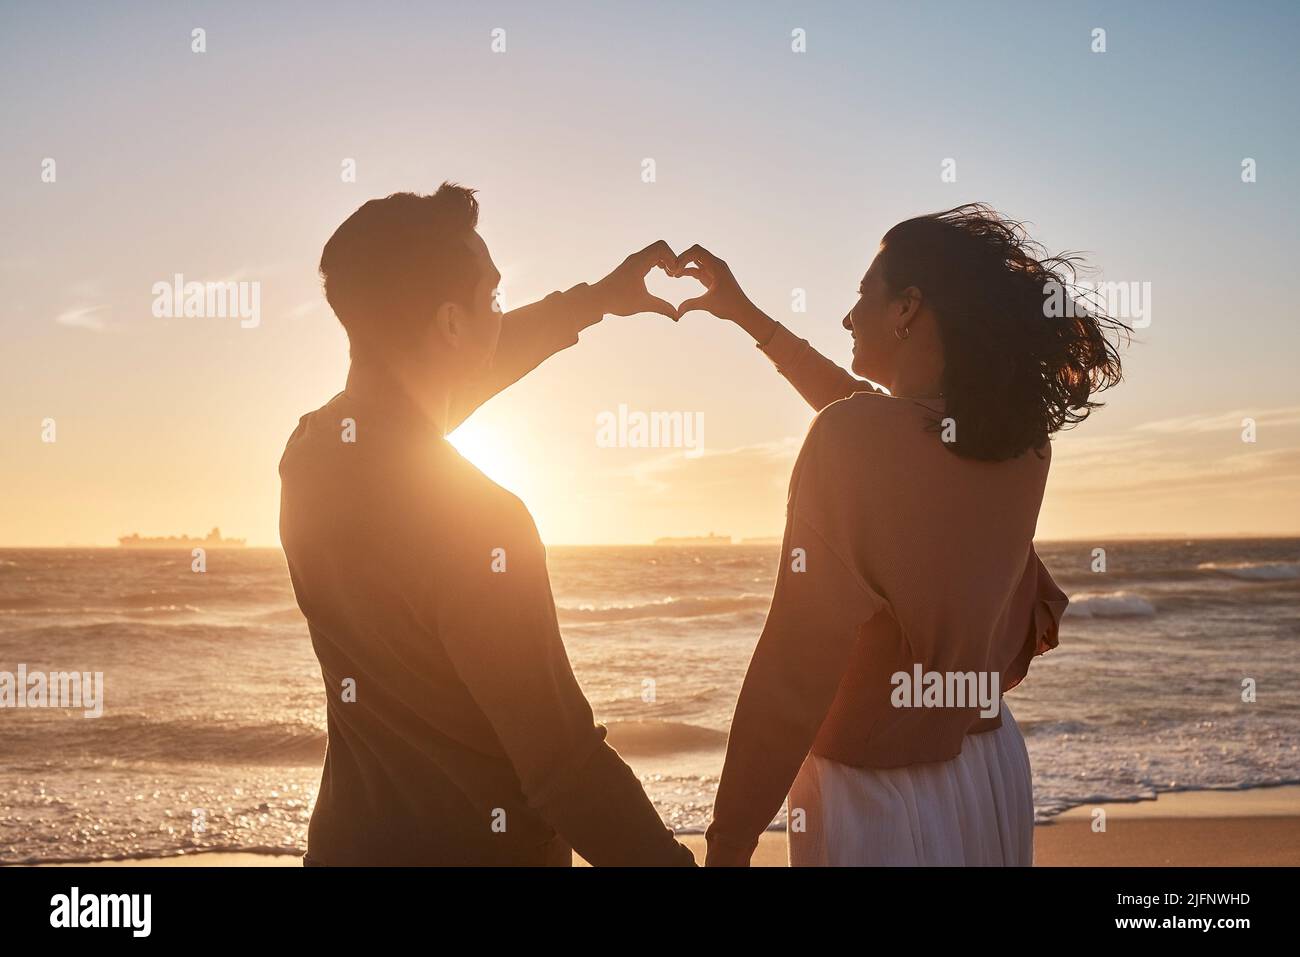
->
xmin=319 ymin=183 xmax=480 ymax=358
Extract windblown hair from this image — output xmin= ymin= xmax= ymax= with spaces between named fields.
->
xmin=319 ymin=183 xmax=480 ymax=359
xmin=878 ymin=204 xmax=1128 ymax=461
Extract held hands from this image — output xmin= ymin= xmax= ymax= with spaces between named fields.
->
xmin=703 ymin=840 xmax=754 ymax=867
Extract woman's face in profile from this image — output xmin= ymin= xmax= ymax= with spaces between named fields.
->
xmin=843 ymin=254 xmax=895 ymax=382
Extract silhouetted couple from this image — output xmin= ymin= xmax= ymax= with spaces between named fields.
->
xmin=279 ymin=184 xmax=1124 ymax=866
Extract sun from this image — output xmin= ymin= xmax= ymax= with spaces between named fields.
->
xmin=447 ymin=420 xmax=526 ymax=494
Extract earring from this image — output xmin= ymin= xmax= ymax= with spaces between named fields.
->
xmin=894 ymin=325 xmax=910 ymax=341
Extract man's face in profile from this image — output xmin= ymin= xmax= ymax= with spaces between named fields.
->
xmin=451 ymin=230 xmax=504 ymax=375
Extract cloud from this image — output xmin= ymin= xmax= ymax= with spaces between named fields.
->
xmin=625 ymin=436 xmax=802 ymax=493
xmin=1133 ymin=406 xmax=1300 ymax=434
xmin=1051 ymin=411 xmax=1300 ymax=500
xmin=561 ymin=409 xmax=1300 ymax=541
xmin=213 ymin=264 xmax=282 ymax=283
xmin=622 ymin=423 xmax=1300 ymax=513
xmin=284 ymin=299 xmax=325 ymax=320
xmin=1055 ymin=446 xmax=1300 ymax=497
xmin=53 ymin=304 xmax=111 ymax=332
xmin=567 ymin=437 xmax=804 ymax=539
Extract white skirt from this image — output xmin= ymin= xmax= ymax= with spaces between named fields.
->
xmin=787 ymin=702 xmax=1034 ymax=866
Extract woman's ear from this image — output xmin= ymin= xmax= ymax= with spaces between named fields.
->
xmin=897 ymin=285 xmax=923 ymax=326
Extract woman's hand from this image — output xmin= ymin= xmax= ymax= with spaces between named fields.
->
xmin=671 ymin=244 xmax=777 ymax=344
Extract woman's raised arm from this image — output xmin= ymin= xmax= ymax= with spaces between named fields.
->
xmin=672 ymin=244 xmax=879 ymax=412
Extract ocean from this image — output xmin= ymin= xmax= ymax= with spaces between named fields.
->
xmin=1 ymin=539 xmax=1297 ymax=864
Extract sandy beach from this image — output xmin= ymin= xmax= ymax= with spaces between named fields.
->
xmin=25 ymin=785 xmax=1299 ymax=868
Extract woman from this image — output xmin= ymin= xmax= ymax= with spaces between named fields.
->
xmin=673 ymin=205 xmax=1127 ymax=866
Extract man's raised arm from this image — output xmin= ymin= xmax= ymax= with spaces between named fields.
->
xmin=447 ymin=241 xmax=680 ymax=431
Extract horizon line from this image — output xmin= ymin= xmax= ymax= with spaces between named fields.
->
xmin=5 ymin=532 xmax=1300 ymax=550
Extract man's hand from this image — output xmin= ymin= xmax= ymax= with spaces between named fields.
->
xmin=590 ymin=240 xmax=680 ymax=320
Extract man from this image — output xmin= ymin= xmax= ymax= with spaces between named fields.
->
xmin=279 ymin=183 xmax=693 ymax=866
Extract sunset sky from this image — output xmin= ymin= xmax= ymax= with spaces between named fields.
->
xmin=3 ymin=1 xmax=1298 ymax=546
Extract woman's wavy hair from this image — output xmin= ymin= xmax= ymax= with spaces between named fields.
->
xmin=877 ymin=204 xmax=1129 ymax=461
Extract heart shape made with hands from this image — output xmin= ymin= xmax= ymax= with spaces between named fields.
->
xmin=643 ymin=265 xmax=706 ymax=317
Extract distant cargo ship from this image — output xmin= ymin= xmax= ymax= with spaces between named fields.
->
xmin=118 ymin=527 xmax=246 ymax=549
xmin=652 ymin=532 xmax=732 ymax=546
